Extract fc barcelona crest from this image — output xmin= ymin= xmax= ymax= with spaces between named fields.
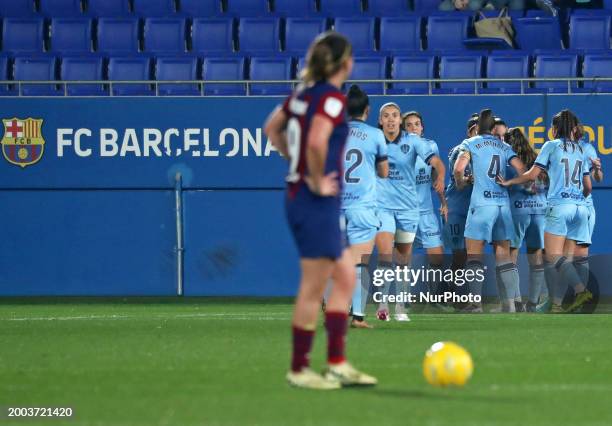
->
xmin=1 ymin=117 xmax=45 ymax=168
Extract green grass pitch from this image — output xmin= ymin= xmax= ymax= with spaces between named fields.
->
xmin=1 ymin=298 xmax=612 ymax=426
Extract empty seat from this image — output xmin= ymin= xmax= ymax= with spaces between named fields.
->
xmin=86 ymin=0 xmax=130 ymax=16
xmin=179 ymin=0 xmax=221 ymax=16
xmin=349 ymin=56 xmax=386 ymax=95
xmin=530 ymin=54 xmax=577 ymax=93
xmin=0 ymin=56 xmax=16 ymax=95
xmin=569 ymin=15 xmax=611 ymax=50
xmin=108 ymin=56 xmax=153 ymax=96
xmin=380 ymin=17 xmax=421 ymax=54
xmin=191 ymin=18 xmax=234 ymax=54
xmin=50 ymin=18 xmax=92 ymax=53
xmin=61 ymin=56 xmax=107 ymax=96
xmin=97 ymin=18 xmax=140 ymax=53
xmin=274 ymin=0 xmax=317 ymax=16
xmin=319 ymin=0 xmax=363 ymax=16
xmin=39 ymin=0 xmax=82 ymax=16
xmin=2 ymin=18 xmax=45 ymax=53
xmin=413 ymin=0 xmax=441 ymax=14
xmin=14 ymin=56 xmax=62 ymax=96
xmin=284 ymin=18 xmax=326 ymax=54
xmin=238 ymin=18 xmax=280 ymax=54
xmin=144 ymin=18 xmax=186 ymax=53
xmin=581 ymin=54 xmax=612 ymax=92
xmin=0 ymin=0 xmax=36 ymax=17
xmin=388 ymin=55 xmax=434 ymax=94
xmin=156 ymin=57 xmax=199 ymax=96
xmin=483 ymin=54 xmax=529 ymax=94
xmin=426 ymin=16 xmax=470 ymax=51
xmin=514 ymin=17 xmax=562 ymax=50
xmin=202 ymin=57 xmax=245 ymax=95
xmin=368 ymin=0 xmax=411 ymax=15
xmin=248 ymin=57 xmax=292 ymax=95
xmin=334 ymin=18 xmax=375 ymax=53
xmin=226 ymin=0 xmax=269 ymax=16
xmin=436 ymin=55 xmax=482 ymax=94
xmin=132 ymin=0 xmax=174 ymax=16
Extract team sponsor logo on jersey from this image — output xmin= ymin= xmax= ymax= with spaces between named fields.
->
xmin=515 ymin=201 xmax=523 ymax=208
xmin=401 ymin=144 xmax=410 ymax=154
xmin=484 ymin=191 xmax=492 ymax=198
xmin=1 ymin=117 xmax=45 ymax=168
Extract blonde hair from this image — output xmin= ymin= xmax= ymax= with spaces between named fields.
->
xmin=301 ymin=31 xmax=352 ymax=84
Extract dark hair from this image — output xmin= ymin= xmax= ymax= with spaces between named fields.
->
xmin=506 ymin=128 xmax=536 ymax=169
xmin=346 ymin=84 xmax=369 ymax=118
xmin=467 ymin=113 xmax=479 ymax=130
xmin=401 ymin=111 xmax=424 ymax=133
xmin=301 ymin=31 xmax=352 ymax=83
xmin=477 ymin=109 xmax=495 ymax=135
xmin=494 ymin=116 xmax=506 ymax=127
xmin=552 ymin=109 xmax=583 ymax=152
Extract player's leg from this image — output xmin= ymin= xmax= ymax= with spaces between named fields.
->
xmin=393 ymin=211 xmax=418 ymax=321
xmin=524 ymin=214 xmax=546 ymax=312
xmin=374 ymin=210 xmax=395 ymax=321
xmin=421 ymin=211 xmax=451 ymax=311
xmin=573 ymin=204 xmax=595 ymax=288
xmin=563 ymin=205 xmax=593 ymax=312
xmin=493 ymin=239 xmax=519 ymax=313
xmin=464 ymin=237 xmax=486 ymax=312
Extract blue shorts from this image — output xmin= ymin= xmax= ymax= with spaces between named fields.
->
xmin=342 ymin=208 xmax=380 ymax=245
xmin=443 ymin=213 xmax=467 ymax=251
xmin=414 ymin=210 xmax=443 ymax=249
xmin=545 ymin=204 xmax=590 ymax=244
xmin=511 ymin=214 xmax=545 ymax=250
xmin=464 ymin=204 xmax=514 ymax=243
xmin=578 ymin=204 xmax=596 ymax=246
xmin=378 ymin=208 xmax=418 ymax=243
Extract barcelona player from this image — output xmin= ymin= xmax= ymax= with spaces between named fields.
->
xmin=264 ymin=32 xmax=376 ymax=389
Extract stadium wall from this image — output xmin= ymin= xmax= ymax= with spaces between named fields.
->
xmin=1 ymin=95 xmax=611 ymax=296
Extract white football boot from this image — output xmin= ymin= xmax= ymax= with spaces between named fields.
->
xmin=324 ymin=362 xmax=378 ymax=387
xmin=286 ymin=368 xmax=341 ymax=390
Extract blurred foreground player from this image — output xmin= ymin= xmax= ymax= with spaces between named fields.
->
xmin=264 ymin=32 xmax=377 ymax=389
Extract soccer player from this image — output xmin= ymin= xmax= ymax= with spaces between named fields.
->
xmin=342 ymin=85 xmax=389 ymax=329
xmin=492 ymin=116 xmax=508 ymax=142
xmin=264 ymin=32 xmax=377 ymax=390
xmin=454 ymin=109 xmax=525 ymax=313
xmin=499 ymin=110 xmax=593 ymax=313
xmin=375 ymin=103 xmax=446 ymax=321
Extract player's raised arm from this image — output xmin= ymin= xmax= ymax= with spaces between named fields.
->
xmin=453 ymin=148 xmax=470 ymax=190
xmin=264 ymin=105 xmax=289 ymax=158
xmin=428 ymin=155 xmax=446 ymax=194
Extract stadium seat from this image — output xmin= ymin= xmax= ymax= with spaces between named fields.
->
xmin=156 ymin=57 xmax=199 ymax=96
xmin=108 ymin=56 xmax=154 ymax=96
xmin=379 ymin=17 xmax=422 ymax=54
xmin=334 ymin=18 xmax=375 ymax=53
xmin=132 ymin=0 xmax=175 ymax=16
xmin=61 ymin=56 xmax=107 ymax=96
xmin=413 ymin=0 xmax=441 ymax=14
xmin=435 ymin=55 xmax=482 ymax=94
xmin=202 ymin=57 xmax=245 ymax=95
xmin=482 ymin=53 xmax=529 ymax=94
xmin=388 ymin=55 xmax=435 ymax=94
xmin=530 ymin=54 xmax=577 ymax=93
xmin=248 ymin=57 xmax=292 ymax=95
xmin=2 ymin=18 xmax=45 ymax=53
xmin=284 ymin=18 xmax=326 ymax=54
xmin=0 ymin=0 xmax=36 ymax=17
xmin=13 ymin=56 xmax=62 ymax=96
xmin=569 ymin=15 xmax=611 ymax=50
xmin=580 ymin=54 xmax=612 ymax=93
xmin=238 ymin=18 xmax=280 ymax=54
xmin=274 ymin=0 xmax=317 ymax=16
xmin=349 ymin=56 xmax=387 ymax=95
xmin=97 ymin=18 xmax=140 ymax=54
xmin=0 ymin=56 xmax=16 ymax=95
xmin=480 ymin=9 xmax=524 ymax=19
xmin=368 ymin=0 xmax=411 ymax=15
xmin=50 ymin=18 xmax=92 ymax=53
xmin=191 ymin=18 xmax=234 ymax=54
xmin=514 ymin=17 xmax=563 ymax=50
xmin=39 ymin=0 xmax=82 ymax=16
xmin=319 ymin=0 xmax=363 ymax=17
xmin=179 ymin=0 xmax=221 ymax=16
xmin=426 ymin=15 xmax=470 ymax=51
xmin=86 ymin=0 xmax=130 ymax=17
xmin=225 ymin=0 xmax=269 ymax=16
xmin=143 ymin=18 xmax=186 ymax=53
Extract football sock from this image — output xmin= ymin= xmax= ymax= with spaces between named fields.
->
xmin=544 ymin=261 xmax=557 ymax=303
xmin=497 ymin=263 xmax=519 ymax=312
xmin=291 ymin=325 xmax=315 ymax=372
xmin=573 ymin=256 xmax=590 ymax=288
xmin=325 ymin=311 xmax=348 ymax=365
xmin=428 ymin=263 xmax=443 ymax=296
xmin=377 ymin=261 xmax=394 ymax=311
xmin=351 ymin=264 xmax=369 ymax=317
xmin=466 ymin=259 xmax=484 ymax=301
xmin=528 ymin=263 xmax=545 ymax=304
xmin=395 ymin=262 xmax=409 ymax=312
xmin=558 ymin=257 xmax=584 ymax=293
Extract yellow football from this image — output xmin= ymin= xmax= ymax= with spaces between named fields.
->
xmin=423 ymin=341 xmax=474 ymax=387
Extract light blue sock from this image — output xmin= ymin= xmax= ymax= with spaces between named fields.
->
xmin=528 ymin=263 xmax=545 ymax=304
xmin=377 ymin=261 xmax=394 ymax=310
xmin=351 ymin=265 xmax=364 ymax=317
xmin=497 ymin=263 xmax=520 ymax=312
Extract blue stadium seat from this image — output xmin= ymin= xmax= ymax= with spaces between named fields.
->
xmin=580 ymin=54 xmax=612 ymax=93
xmin=284 ymin=18 xmax=326 ymax=54
xmin=108 ymin=56 xmax=154 ymax=96
xmin=569 ymin=15 xmax=611 ymax=50
xmin=13 ymin=56 xmax=62 ymax=96
xmin=349 ymin=56 xmax=386 ymax=95
xmin=50 ymin=18 xmax=92 ymax=53
xmin=319 ymin=0 xmax=363 ymax=17
xmin=156 ymin=57 xmax=199 ymax=96
xmin=530 ymin=54 xmax=577 ymax=93
xmin=179 ymin=0 xmax=221 ymax=16
xmin=144 ymin=18 xmax=186 ymax=53
xmin=248 ymin=57 xmax=292 ymax=95
xmin=368 ymin=0 xmax=411 ymax=15
xmin=426 ymin=16 xmax=470 ymax=51
xmin=86 ymin=0 xmax=130 ymax=16
xmin=0 ymin=56 xmax=16 ymax=95
xmin=482 ymin=53 xmax=529 ymax=94
xmin=97 ymin=18 xmax=140 ymax=54
xmin=514 ymin=18 xmax=563 ymax=50
xmin=334 ymin=18 xmax=375 ymax=53
xmin=2 ymin=18 xmax=45 ymax=53
xmin=39 ymin=0 xmax=82 ymax=16
xmin=435 ymin=55 xmax=482 ymax=94
xmin=202 ymin=57 xmax=245 ymax=95
xmin=274 ymin=0 xmax=317 ymax=16
xmin=238 ymin=18 xmax=280 ymax=54
xmin=380 ymin=17 xmax=421 ymax=54
xmin=61 ymin=56 xmax=107 ymax=96
xmin=480 ymin=10 xmax=523 ymax=19
xmin=0 ymin=0 xmax=36 ymax=17
xmin=388 ymin=55 xmax=434 ymax=94
xmin=413 ymin=0 xmax=441 ymax=14
xmin=191 ymin=18 xmax=234 ymax=54
xmin=226 ymin=0 xmax=269 ymax=16
xmin=132 ymin=0 xmax=175 ymax=16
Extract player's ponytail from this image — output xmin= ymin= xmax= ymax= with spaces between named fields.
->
xmin=506 ymin=128 xmax=536 ymax=169
xmin=552 ymin=109 xmax=583 ymax=152
xmin=301 ymin=31 xmax=352 ymax=84
xmin=477 ymin=109 xmax=495 ymax=135
xmin=346 ymin=84 xmax=369 ymax=118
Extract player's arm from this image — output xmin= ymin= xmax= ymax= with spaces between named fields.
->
xmin=305 ymin=114 xmax=338 ymax=196
xmin=498 ymin=165 xmax=540 ymax=187
xmin=453 ymin=150 xmax=470 ymax=190
xmin=376 ymin=158 xmax=389 ymax=178
xmin=583 ymin=173 xmax=592 ymax=197
xmin=428 ymin=155 xmax=446 ymax=194
xmin=263 ymin=106 xmax=289 ymax=158
xmin=590 ymin=157 xmax=603 ymax=182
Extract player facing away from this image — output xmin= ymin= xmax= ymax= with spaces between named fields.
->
xmin=401 ymin=111 xmax=450 ymax=311
xmin=454 ymin=109 xmax=526 ymax=313
xmin=505 ymin=128 xmax=548 ymax=312
xmin=375 ymin=103 xmax=446 ymax=321
xmin=499 ymin=110 xmax=593 ymax=313
xmin=264 ymin=32 xmax=377 ymax=390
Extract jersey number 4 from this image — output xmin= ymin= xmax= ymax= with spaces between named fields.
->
xmin=487 ymin=154 xmax=501 ymax=180
xmin=344 ymin=148 xmax=363 ymax=183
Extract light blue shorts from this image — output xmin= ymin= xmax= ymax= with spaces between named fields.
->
xmin=510 ymin=214 xmax=545 ymax=250
xmin=342 ymin=208 xmax=381 ymax=245
xmin=443 ymin=213 xmax=467 ymax=251
xmin=578 ymin=204 xmax=596 ymax=246
xmin=546 ymin=204 xmax=590 ymax=244
xmin=414 ymin=210 xmax=443 ymax=249
xmin=378 ymin=208 xmax=418 ymax=243
xmin=464 ymin=204 xmax=514 ymax=243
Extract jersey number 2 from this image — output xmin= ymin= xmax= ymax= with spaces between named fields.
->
xmin=344 ymin=148 xmax=363 ymax=183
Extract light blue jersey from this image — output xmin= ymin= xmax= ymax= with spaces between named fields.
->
xmin=445 ymin=144 xmax=472 ymax=217
xmin=508 ymin=168 xmax=548 ymax=215
xmin=377 ymin=131 xmax=436 ymax=211
xmin=341 ymin=120 xmax=388 ymax=209
xmin=415 ymin=138 xmax=440 ymax=212
xmin=534 ymin=139 xmax=591 ymax=206
xmin=579 ymin=140 xmax=597 ymax=208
